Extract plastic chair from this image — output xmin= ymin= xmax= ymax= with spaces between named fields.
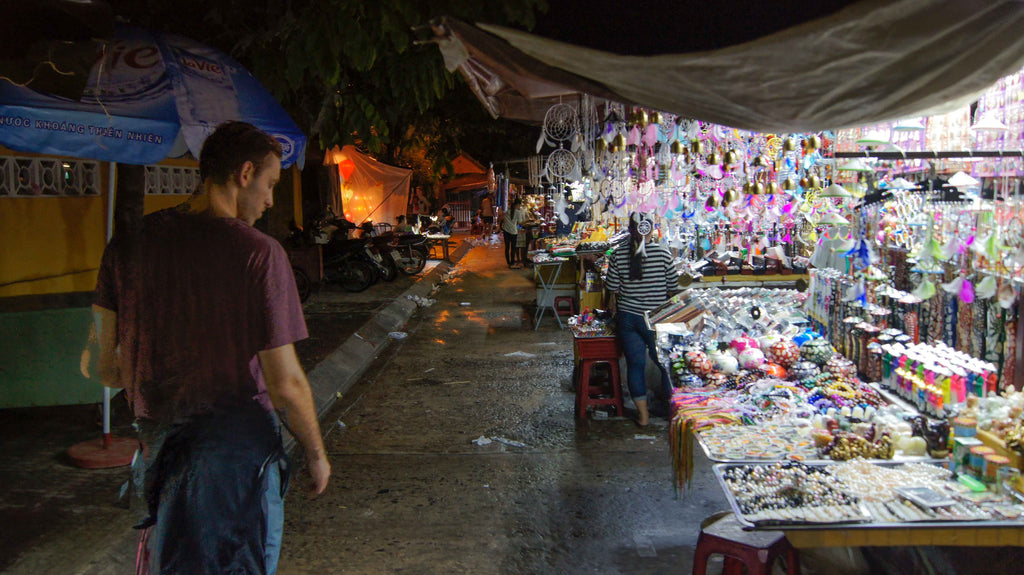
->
xmin=692 ymin=511 xmax=801 ymax=575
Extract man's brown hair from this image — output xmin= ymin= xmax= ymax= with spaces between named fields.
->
xmin=199 ymin=121 xmax=283 ymax=185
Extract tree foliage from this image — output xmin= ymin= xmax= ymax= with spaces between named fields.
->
xmin=111 ymin=0 xmax=546 ymax=185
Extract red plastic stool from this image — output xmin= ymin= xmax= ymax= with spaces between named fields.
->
xmin=553 ymin=296 xmax=575 ymax=317
xmin=692 ymin=512 xmax=800 ymax=575
xmin=573 ymin=336 xmax=624 ymax=419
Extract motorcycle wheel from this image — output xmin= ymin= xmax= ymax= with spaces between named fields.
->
xmin=379 ymin=252 xmax=399 ymax=282
xmin=337 ymin=259 xmax=377 ymax=292
xmin=397 ymin=248 xmax=427 ymax=275
xmin=292 ymin=266 xmax=313 ymax=303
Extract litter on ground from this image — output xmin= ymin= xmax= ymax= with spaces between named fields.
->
xmin=504 ymin=351 xmax=536 ymax=358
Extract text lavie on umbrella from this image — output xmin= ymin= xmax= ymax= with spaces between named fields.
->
xmin=0 ymin=25 xmax=305 ymax=168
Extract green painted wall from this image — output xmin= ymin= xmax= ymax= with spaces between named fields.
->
xmin=0 ymin=307 xmax=114 ymax=408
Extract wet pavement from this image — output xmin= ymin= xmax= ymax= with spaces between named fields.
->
xmin=276 ymin=239 xmax=729 ymax=574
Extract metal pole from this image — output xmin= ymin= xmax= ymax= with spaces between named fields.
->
xmin=103 ymin=162 xmax=115 ymax=445
xmin=832 ymin=150 xmax=1024 ymax=160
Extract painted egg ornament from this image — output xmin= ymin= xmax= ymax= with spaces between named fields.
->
xmin=712 ymin=352 xmax=739 ymax=374
xmin=825 ymin=356 xmax=858 ymax=379
xmin=759 ymin=362 xmax=788 ymax=379
xmin=789 ymin=361 xmax=821 ymax=381
xmin=800 ymin=339 xmax=834 ymax=365
xmin=737 ymin=347 xmax=766 ymax=369
xmin=767 ymin=340 xmax=800 ymax=367
xmin=704 ymin=372 xmax=728 ymax=388
xmin=685 ymin=350 xmax=713 ymax=376
xmin=792 ymin=330 xmax=818 ymax=347
xmin=730 ymin=336 xmax=759 ymax=353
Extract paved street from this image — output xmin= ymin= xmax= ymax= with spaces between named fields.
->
xmin=276 ymin=239 xmax=728 ymax=574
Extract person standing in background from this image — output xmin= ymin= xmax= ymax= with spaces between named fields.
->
xmin=87 ymin=121 xmax=330 ymax=574
xmin=501 ymin=197 xmax=527 ymax=268
xmin=604 ymin=212 xmax=678 ymax=427
xmin=481 ymin=193 xmax=494 ymax=236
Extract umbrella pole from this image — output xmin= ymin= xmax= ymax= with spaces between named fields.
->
xmin=69 ymin=162 xmax=136 ymax=468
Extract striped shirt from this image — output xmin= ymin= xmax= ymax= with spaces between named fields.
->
xmin=604 ymin=239 xmax=677 ymax=315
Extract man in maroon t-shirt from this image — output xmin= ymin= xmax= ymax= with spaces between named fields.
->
xmin=89 ymin=122 xmax=330 ymax=574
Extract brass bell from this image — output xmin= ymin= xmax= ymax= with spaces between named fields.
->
xmin=782 ymin=178 xmax=796 ymax=191
xmin=783 ymin=137 xmax=797 ymax=152
xmin=707 ymin=152 xmax=721 ymax=165
xmin=612 ymin=133 xmax=627 ymax=150
xmin=766 ymin=181 xmax=781 ymax=195
xmin=807 ymin=174 xmax=822 ymax=189
xmin=799 ymin=176 xmax=810 ymax=189
xmin=722 ymin=188 xmax=740 ymax=206
xmin=808 ymin=135 xmax=823 ymax=150
xmin=705 ymin=193 xmax=720 ymax=209
xmin=648 ymin=111 xmax=661 ymax=125
xmin=723 ymin=149 xmax=740 ymax=166
xmin=751 ymin=155 xmax=766 ymax=168
xmin=636 ymin=109 xmax=648 ymax=127
xmin=753 ymin=182 xmax=765 ymax=195
xmin=595 ymin=138 xmax=607 ymax=153
xmin=670 ymin=140 xmax=684 ymax=155
xmin=690 ymin=139 xmax=704 ymax=155
xmin=742 ymin=182 xmax=753 ymax=194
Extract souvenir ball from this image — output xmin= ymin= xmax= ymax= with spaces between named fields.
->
xmin=758 ymin=333 xmax=783 ymax=351
xmin=767 ymin=340 xmax=801 ymax=368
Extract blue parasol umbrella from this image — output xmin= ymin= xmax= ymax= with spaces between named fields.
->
xmin=0 ymin=24 xmax=305 ymax=167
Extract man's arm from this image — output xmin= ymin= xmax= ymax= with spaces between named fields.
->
xmin=85 ymin=305 xmax=121 ymax=388
xmin=259 ymin=343 xmax=331 ymax=496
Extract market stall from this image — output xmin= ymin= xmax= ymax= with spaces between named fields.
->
xmin=510 ymin=54 xmax=1024 ymax=551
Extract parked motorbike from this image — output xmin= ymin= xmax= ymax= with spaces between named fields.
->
xmin=366 ymin=230 xmax=429 ymax=275
xmin=315 ymin=215 xmax=380 ymax=292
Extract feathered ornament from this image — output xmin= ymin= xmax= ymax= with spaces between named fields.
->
xmin=842 ymin=278 xmax=867 ymax=305
xmin=997 ymin=282 xmax=1018 ymax=309
xmin=940 ymin=276 xmax=964 ymax=295
xmin=912 ymin=277 xmax=937 ymax=300
xmin=937 ymin=236 xmax=959 ymax=261
xmin=975 ymin=275 xmax=998 ymax=299
xmin=959 ymin=277 xmax=975 ymax=304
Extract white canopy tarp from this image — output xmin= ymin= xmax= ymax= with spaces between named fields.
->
xmin=324 ymin=145 xmax=411 ymax=228
xmin=435 ymin=0 xmax=1024 ymax=131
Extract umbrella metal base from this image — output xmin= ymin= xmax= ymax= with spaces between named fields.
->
xmin=68 ymin=434 xmax=137 ymax=469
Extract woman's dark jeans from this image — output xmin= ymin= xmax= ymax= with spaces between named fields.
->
xmin=503 ymin=231 xmax=518 ymax=266
xmin=616 ymin=310 xmax=671 ymax=400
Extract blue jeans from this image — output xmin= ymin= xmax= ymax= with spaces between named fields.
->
xmin=616 ymin=311 xmax=671 ymax=400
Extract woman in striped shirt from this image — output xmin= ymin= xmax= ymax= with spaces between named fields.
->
xmin=605 ymin=213 xmax=678 ymax=426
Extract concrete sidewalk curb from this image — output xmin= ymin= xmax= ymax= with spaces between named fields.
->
xmin=285 ymin=238 xmax=475 ymax=451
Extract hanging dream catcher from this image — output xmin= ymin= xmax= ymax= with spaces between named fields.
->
xmin=545 ymin=148 xmax=578 ymax=182
xmin=537 ymin=103 xmax=579 ymax=151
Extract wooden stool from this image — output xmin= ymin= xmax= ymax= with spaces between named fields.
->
xmin=573 ymin=336 xmax=624 ymax=419
xmin=692 ymin=511 xmax=800 ymax=575
xmin=553 ymin=296 xmax=575 ymax=317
